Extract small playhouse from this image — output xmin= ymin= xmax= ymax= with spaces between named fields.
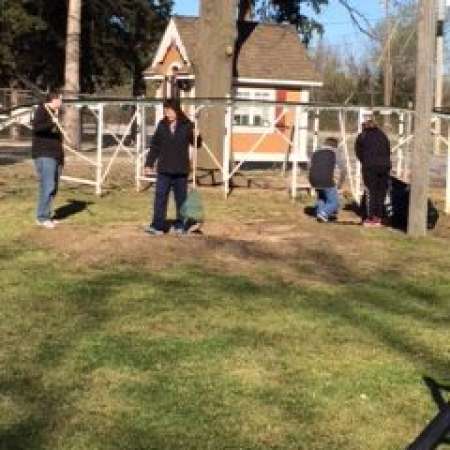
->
xmin=143 ymin=16 xmax=323 ymax=164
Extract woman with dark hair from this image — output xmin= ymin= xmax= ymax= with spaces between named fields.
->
xmin=144 ymin=99 xmax=199 ymax=235
xmin=31 ymin=90 xmax=63 ymax=229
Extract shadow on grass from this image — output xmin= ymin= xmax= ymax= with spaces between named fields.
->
xmin=0 ymin=269 xmax=121 ymax=450
xmin=53 ymin=199 xmax=94 ymax=220
xmin=0 ymin=247 xmax=449 ymax=449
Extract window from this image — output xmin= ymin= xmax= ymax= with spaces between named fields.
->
xmin=233 ymin=88 xmax=275 ymax=130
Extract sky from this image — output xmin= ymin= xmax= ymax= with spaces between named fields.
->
xmin=173 ymin=0 xmax=385 ymax=53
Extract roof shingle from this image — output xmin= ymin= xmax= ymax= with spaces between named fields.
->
xmin=149 ymin=16 xmax=321 ymax=85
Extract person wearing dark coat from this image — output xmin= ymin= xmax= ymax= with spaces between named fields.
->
xmin=355 ymin=119 xmax=392 ymax=227
xmin=144 ymin=99 xmax=200 ymax=235
xmin=31 ymin=90 xmax=63 ymax=229
xmin=309 ymin=137 xmax=347 ymax=223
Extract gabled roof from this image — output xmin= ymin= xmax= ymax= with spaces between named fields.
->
xmin=146 ymin=16 xmax=322 ymax=86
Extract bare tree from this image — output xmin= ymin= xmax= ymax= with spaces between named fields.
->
xmin=238 ymin=0 xmax=252 ymax=20
xmin=408 ymin=0 xmax=435 ymax=236
xmin=196 ymin=0 xmax=236 ymax=174
xmin=63 ymin=0 xmax=81 ymax=150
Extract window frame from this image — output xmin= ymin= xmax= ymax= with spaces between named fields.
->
xmin=233 ymin=87 xmax=276 ymax=134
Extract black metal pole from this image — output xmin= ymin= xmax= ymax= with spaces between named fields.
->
xmin=406 ymin=404 xmax=450 ymax=450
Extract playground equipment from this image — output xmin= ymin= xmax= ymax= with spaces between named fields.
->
xmin=1 ymin=97 xmax=449 ymax=214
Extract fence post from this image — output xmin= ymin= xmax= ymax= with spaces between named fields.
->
xmin=405 ymin=110 xmax=413 ymax=182
xmin=446 ymin=122 xmax=450 ymax=214
xmin=95 ymin=104 xmax=104 ymax=196
xmin=313 ymin=108 xmax=320 ymax=152
xmin=135 ymin=104 xmax=145 ymax=192
xmin=223 ymin=96 xmax=233 ymax=198
xmin=291 ymin=106 xmax=301 ymax=199
xmin=340 ymin=109 xmax=357 ymax=202
xmin=397 ymin=112 xmax=405 ymax=179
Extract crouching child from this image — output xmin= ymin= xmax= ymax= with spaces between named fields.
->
xmin=308 ymin=137 xmax=347 ymax=223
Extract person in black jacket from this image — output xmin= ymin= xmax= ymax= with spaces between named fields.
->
xmin=309 ymin=137 xmax=347 ymax=223
xmin=144 ymin=99 xmax=199 ymax=235
xmin=32 ymin=90 xmax=63 ymax=229
xmin=355 ymin=119 xmax=391 ymax=227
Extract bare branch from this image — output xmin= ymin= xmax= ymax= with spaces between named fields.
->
xmin=336 ymin=0 xmax=380 ymax=41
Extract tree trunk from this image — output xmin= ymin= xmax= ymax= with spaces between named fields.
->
xmin=407 ymin=0 xmax=435 ymax=237
xmin=63 ymin=0 xmax=82 ymax=150
xmin=238 ymin=0 xmax=252 ymax=21
xmin=196 ymin=0 xmax=236 ymax=175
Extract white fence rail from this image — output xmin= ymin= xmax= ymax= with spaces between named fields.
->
xmin=1 ymin=98 xmax=449 ymax=213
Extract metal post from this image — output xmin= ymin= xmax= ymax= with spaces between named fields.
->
xmin=397 ymin=112 xmax=405 ymax=179
xmin=405 ymin=110 xmax=413 ymax=181
xmin=434 ymin=0 xmax=446 ymax=154
xmin=96 ymin=104 xmax=104 ymax=196
xmin=446 ymin=122 xmax=450 ymax=214
xmin=355 ymin=109 xmax=364 ymax=200
xmin=223 ymin=96 xmax=233 ymax=198
xmin=135 ymin=104 xmax=145 ymax=192
xmin=291 ymin=106 xmax=301 ymax=199
xmin=313 ymin=109 xmax=320 ymax=152
xmin=340 ymin=109 xmax=356 ymax=202
xmin=298 ymin=91 xmax=310 ymax=162
xmin=192 ymin=106 xmax=199 ymax=190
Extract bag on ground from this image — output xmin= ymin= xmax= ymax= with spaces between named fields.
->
xmin=361 ymin=176 xmax=439 ymax=230
xmin=180 ymin=189 xmax=204 ymax=223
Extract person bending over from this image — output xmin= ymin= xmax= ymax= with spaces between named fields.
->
xmin=355 ymin=119 xmax=391 ymax=228
xmin=309 ymin=137 xmax=347 ymax=223
xmin=31 ymin=90 xmax=63 ymax=229
xmin=144 ymin=99 xmax=199 ymax=235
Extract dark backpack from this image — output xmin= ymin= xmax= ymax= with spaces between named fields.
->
xmin=361 ymin=177 xmax=439 ymax=231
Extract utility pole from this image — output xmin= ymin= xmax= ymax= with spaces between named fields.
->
xmin=383 ymin=0 xmax=393 ymax=127
xmin=434 ymin=0 xmax=446 ymax=153
xmin=408 ymin=0 xmax=436 ymax=237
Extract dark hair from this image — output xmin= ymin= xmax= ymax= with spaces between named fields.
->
xmin=45 ymin=89 xmax=61 ymax=102
xmin=163 ymin=98 xmax=181 ymax=113
xmin=363 ymin=119 xmax=377 ymax=129
xmin=325 ymin=137 xmax=338 ymax=148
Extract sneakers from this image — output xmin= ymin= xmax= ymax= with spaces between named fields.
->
xmin=172 ymin=226 xmax=185 ymax=235
xmin=362 ymin=218 xmax=382 ymax=228
xmin=144 ymin=225 xmax=164 ymax=236
xmin=36 ymin=220 xmax=56 ymax=229
xmin=171 ymin=221 xmax=202 ymax=235
xmin=317 ymin=213 xmax=328 ymax=223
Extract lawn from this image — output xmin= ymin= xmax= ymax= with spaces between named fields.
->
xmin=0 ymin=160 xmax=450 ymax=450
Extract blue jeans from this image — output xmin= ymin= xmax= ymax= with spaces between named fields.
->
xmin=34 ymin=157 xmax=62 ymax=222
xmin=152 ymin=173 xmax=188 ymax=231
xmin=316 ymin=187 xmax=339 ymax=219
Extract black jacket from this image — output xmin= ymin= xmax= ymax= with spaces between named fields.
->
xmin=309 ymin=146 xmax=347 ymax=189
xmin=355 ymin=127 xmax=391 ymax=170
xmin=31 ymin=104 xmax=64 ymax=164
xmin=145 ymin=116 xmax=198 ymax=175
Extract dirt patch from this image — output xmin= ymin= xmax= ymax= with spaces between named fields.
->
xmin=27 ymin=211 xmax=407 ymax=287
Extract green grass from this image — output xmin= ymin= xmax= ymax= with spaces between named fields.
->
xmin=1 ymin=163 xmax=450 ymax=449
